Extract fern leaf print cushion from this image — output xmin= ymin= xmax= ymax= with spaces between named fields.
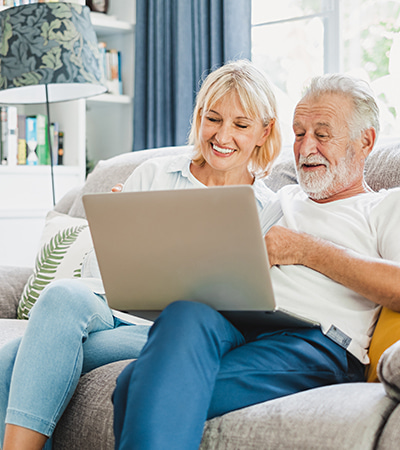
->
xmin=18 ymin=211 xmax=93 ymax=319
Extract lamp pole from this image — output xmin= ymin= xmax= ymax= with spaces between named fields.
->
xmin=45 ymin=84 xmax=56 ymax=206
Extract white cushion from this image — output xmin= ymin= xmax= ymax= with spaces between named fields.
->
xmin=18 ymin=211 xmax=93 ymax=319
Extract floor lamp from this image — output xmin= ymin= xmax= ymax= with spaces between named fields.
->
xmin=0 ymin=2 xmax=107 ymax=205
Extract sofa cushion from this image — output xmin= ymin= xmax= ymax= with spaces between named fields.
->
xmin=367 ymin=308 xmax=400 ymax=382
xmin=68 ymin=145 xmax=193 ymax=218
xmin=201 ymin=383 xmax=393 ymax=450
xmin=264 ymin=157 xmax=297 ymax=192
xmin=0 ymin=319 xmax=28 ymax=349
xmin=54 ymin=186 xmax=82 ymax=216
xmin=376 ymin=402 xmax=400 ymax=450
xmin=378 ymin=340 xmax=400 ymax=402
xmin=18 ymin=212 xmax=92 ymax=319
xmin=53 ymin=360 xmax=393 ymax=450
xmin=365 ymin=142 xmax=400 ymax=191
xmin=0 ymin=266 xmax=33 ymax=319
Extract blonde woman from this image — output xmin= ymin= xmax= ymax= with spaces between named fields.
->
xmin=0 ymin=60 xmax=282 ymax=450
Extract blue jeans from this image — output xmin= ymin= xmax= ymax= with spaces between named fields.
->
xmin=113 ymin=300 xmax=365 ymax=450
xmin=0 ymin=279 xmax=150 ymax=446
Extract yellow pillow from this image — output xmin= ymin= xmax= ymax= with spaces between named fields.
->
xmin=366 ymin=307 xmax=400 ymax=382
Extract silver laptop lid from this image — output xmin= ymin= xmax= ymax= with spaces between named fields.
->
xmin=83 ymin=186 xmax=276 ymax=312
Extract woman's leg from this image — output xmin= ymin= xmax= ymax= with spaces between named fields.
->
xmin=82 ymin=323 xmax=150 ymax=374
xmin=0 ymin=340 xmax=49 ymax=449
xmin=0 ymin=338 xmax=21 ymax=444
xmin=2 ymin=279 xmax=116 ymax=448
xmin=113 ymin=301 xmax=245 ymax=450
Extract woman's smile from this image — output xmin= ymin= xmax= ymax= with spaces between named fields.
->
xmin=212 ymin=143 xmax=236 ymax=156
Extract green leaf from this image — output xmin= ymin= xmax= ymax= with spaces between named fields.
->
xmin=17 ymin=225 xmax=88 ymax=320
xmin=0 ymin=16 xmax=12 ymax=57
xmin=40 ymin=47 xmax=62 ymax=71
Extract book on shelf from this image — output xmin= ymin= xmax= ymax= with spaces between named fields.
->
xmin=17 ymin=114 xmax=27 ymax=165
xmin=98 ymin=41 xmax=123 ymax=95
xmin=1 ymin=107 xmax=8 ymax=164
xmin=0 ymin=106 xmax=18 ymax=166
xmin=7 ymin=106 xmax=17 ymax=166
xmin=36 ymin=114 xmax=50 ymax=165
xmin=50 ymin=122 xmax=59 ymax=166
xmin=58 ymin=130 xmax=64 ymax=165
xmin=0 ymin=107 xmax=65 ymax=166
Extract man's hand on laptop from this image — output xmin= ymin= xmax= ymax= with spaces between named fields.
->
xmin=111 ymin=183 xmax=124 ymax=192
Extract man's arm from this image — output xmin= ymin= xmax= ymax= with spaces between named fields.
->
xmin=265 ymin=225 xmax=400 ymax=311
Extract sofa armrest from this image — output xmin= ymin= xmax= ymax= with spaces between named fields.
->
xmin=54 ymin=185 xmax=82 ymax=216
xmin=0 ymin=266 xmax=33 ymax=318
xmin=378 ymin=340 xmax=400 ymax=401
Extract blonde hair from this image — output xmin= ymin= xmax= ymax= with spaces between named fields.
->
xmin=188 ymin=60 xmax=282 ymax=177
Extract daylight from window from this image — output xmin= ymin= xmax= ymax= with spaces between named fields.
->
xmin=252 ymin=0 xmax=400 ymax=146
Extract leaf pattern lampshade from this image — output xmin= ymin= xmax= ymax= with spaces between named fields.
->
xmin=0 ymin=2 xmax=107 ymax=104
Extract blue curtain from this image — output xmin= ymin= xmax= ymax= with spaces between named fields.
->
xmin=133 ymin=0 xmax=251 ymax=151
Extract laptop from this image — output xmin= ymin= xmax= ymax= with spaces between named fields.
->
xmin=82 ymin=186 xmax=319 ymax=330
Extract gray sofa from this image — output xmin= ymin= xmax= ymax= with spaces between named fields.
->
xmin=1 ymin=143 xmax=400 ymax=449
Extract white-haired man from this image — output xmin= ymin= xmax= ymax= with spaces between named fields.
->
xmin=112 ymin=74 xmax=400 ymax=450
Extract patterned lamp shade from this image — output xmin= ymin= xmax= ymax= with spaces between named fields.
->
xmin=0 ymin=2 xmax=107 ymax=104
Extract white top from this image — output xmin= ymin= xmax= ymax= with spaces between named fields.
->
xmin=271 ymin=185 xmax=400 ymax=363
xmin=123 ymin=154 xmax=282 ymax=235
xmin=82 ymin=153 xmax=282 ymax=280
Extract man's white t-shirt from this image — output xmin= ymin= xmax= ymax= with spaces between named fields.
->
xmin=271 ymin=184 xmax=400 ymax=363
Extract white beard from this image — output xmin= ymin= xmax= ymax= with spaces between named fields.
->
xmin=296 ymin=146 xmax=363 ymax=200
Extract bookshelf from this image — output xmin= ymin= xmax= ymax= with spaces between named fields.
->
xmin=86 ymin=5 xmax=135 ymax=165
xmin=0 ymin=1 xmax=135 ymax=267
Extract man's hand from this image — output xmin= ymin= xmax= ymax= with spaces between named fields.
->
xmin=264 ymin=225 xmax=311 ymax=267
xmin=264 ymin=225 xmax=400 ymax=310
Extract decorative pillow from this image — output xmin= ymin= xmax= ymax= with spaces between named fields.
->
xmin=366 ymin=307 xmax=400 ymax=382
xmin=18 ymin=211 xmax=93 ymax=320
xmin=377 ymin=339 xmax=400 ymax=401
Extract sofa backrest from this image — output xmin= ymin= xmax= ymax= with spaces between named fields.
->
xmin=264 ymin=141 xmax=400 ymax=193
xmin=62 ymin=145 xmax=193 ymax=218
xmin=58 ymin=142 xmax=400 ymax=219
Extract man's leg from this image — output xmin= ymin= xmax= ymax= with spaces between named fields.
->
xmin=113 ymin=316 xmax=365 ymax=450
xmin=207 ymin=327 xmax=365 ymax=419
xmin=113 ymin=301 xmax=245 ymax=450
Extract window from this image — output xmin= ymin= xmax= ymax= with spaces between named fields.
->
xmin=252 ymin=0 xmax=400 ymax=145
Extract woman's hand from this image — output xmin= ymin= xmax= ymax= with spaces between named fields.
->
xmin=111 ymin=183 xmax=124 ymax=192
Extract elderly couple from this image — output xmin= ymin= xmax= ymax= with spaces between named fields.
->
xmin=1 ymin=60 xmax=399 ymax=450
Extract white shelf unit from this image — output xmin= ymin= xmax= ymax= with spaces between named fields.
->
xmin=0 ymin=1 xmax=136 ymax=267
xmin=86 ymin=6 xmax=135 ymax=165
xmin=0 ymin=98 xmax=87 ymax=267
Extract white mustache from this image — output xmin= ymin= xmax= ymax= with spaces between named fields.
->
xmin=298 ymin=155 xmax=329 ymax=168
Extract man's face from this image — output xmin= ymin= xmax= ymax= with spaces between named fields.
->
xmin=292 ymin=93 xmax=367 ymax=202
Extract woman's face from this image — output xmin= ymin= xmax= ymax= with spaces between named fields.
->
xmin=198 ymin=91 xmax=270 ymax=177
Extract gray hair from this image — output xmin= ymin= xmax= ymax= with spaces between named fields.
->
xmin=301 ymin=74 xmax=380 ymax=140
